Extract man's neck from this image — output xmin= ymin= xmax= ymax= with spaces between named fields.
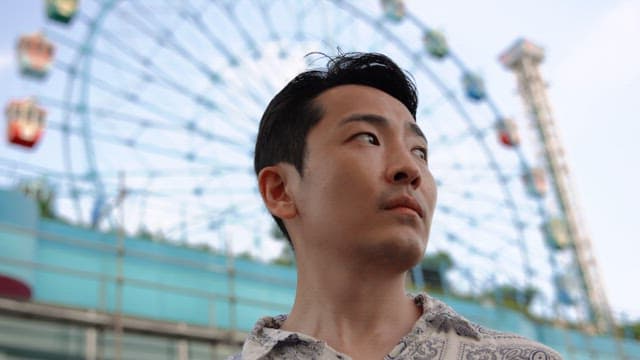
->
xmin=281 ymin=259 xmax=421 ymax=359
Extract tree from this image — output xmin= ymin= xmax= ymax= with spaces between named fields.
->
xmin=412 ymin=251 xmax=455 ymax=291
xmin=270 ymin=224 xmax=295 ymax=266
xmin=421 ymin=251 xmax=454 ymax=271
xmin=17 ymin=178 xmax=56 ymax=219
xmin=484 ymin=284 xmax=539 ymax=314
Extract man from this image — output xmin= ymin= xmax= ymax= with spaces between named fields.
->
xmin=233 ymin=52 xmax=561 ymax=359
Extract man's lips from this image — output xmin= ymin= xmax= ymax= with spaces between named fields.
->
xmin=382 ymin=196 xmax=424 ymax=218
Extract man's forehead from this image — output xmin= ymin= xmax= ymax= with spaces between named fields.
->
xmin=315 ymin=84 xmax=413 ymax=118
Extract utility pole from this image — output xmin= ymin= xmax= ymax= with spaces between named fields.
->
xmin=114 ymin=172 xmax=127 ymax=360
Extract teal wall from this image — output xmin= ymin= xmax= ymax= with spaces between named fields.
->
xmin=0 ymin=190 xmax=37 ymax=287
xmin=1 ymin=189 xmax=638 ymax=359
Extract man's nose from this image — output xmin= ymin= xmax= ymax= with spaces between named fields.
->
xmin=386 ymin=148 xmax=422 ymax=189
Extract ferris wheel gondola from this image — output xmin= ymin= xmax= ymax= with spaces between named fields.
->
xmin=46 ymin=0 xmax=78 ymax=24
xmin=5 ymin=98 xmax=47 ymax=148
xmin=17 ymin=32 xmax=55 ymax=79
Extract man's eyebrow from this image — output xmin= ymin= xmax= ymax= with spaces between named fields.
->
xmin=339 ymin=113 xmax=389 ymax=127
xmin=409 ymin=122 xmax=428 ymax=144
xmin=339 ymin=113 xmax=428 ymax=144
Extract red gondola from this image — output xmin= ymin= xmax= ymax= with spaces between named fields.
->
xmin=5 ymin=98 xmax=47 ymax=148
xmin=496 ymin=118 xmax=520 ymax=147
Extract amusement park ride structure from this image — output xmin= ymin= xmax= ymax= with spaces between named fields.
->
xmin=500 ymin=39 xmax=612 ymax=331
xmin=1 ymin=0 xmax=617 ymax=336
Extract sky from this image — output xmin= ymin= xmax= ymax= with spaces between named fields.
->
xmin=1 ymin=1 xmax=638 ymax=321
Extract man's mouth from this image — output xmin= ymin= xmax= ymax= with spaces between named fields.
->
xmin=382 ymin=196 xmax=424 ymax=218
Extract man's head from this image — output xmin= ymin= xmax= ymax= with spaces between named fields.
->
xmin=254 ymin=52 xmax=420 ymax=244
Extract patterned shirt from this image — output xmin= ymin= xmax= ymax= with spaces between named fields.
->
xmin=229 ymin=293 xmax=562 ymax=359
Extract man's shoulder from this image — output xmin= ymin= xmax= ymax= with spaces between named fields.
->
xmin=417 ymin=294 xmax=562 ymax=359
xmin=466 ymin=323 xmax=563 ymax=359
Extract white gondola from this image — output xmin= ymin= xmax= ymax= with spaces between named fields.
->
xmin=423 ymin=30 xmax=449 ymax=59
xmin=522 ymin=167 xmax=547 ymax=198
xmin=380 ymin=0 xmax=405 ymax=22
xmin=16 ymin=32 xmax=55 ymax=78
xmin=543 ymin=217 xmax=570 ymax=250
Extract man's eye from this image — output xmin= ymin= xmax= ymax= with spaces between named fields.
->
xmin=354 ymin=133 xmax=379 ymax=145
xmin=412 ymin=147 xmax=428 ymax=161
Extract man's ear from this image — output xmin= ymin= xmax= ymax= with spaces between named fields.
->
xmin=258 ymin=165 xmax=298 ymax=219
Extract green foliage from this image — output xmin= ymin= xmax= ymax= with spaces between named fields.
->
xmin=483 ymin=284 xmax=539 ymax=314
xmin=17 ymin=178 xmax=57 ymax=219
xmin=271 ymin=245 xmax=295 ymax=267
xmin=269 ymin=224 xmax=295 ymax=266
xmin=409 ymin=251 xmax=454 ymax=292
xmin=617 ymin=321 xmax=640 ymax=340
xmin=134 ymin=227 xmax=169 ymax=243
xmin=421 ymin=251 xmax=454 ymax=271
xmin=235 ymin=251 xmax=257 ymax=261
xmin=271 ymin=224 xmax=286 ymax=240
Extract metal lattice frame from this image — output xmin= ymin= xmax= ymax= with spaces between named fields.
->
xmin=500 ymin=39 xmax=612 ymax=330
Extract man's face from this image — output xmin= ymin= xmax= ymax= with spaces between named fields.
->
xmin=287 ymin=84 xmax=437 ymax=270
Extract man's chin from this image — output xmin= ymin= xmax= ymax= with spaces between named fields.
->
xmin=354 ymin=236 xmax=426 ymax=272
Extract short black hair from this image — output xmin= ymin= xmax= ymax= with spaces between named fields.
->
xmin=254 ymin=52 xmax=418 ymax=244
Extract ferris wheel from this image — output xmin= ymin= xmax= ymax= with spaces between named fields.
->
xmin=2 ymin=0 xmax=597 ymax=325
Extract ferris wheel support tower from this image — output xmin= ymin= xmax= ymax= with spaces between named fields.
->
xmin=499 ymin=39 xmax=612 ymax=331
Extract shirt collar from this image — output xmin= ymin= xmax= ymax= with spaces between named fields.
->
xmin=240 ymin=293 xmax=480 ymax=359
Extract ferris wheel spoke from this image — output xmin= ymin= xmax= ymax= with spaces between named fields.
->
xmin=87 ymin=165 xmax=251 ymax=181
xmin=292 ymin=1 xmax=323 ymax=42
xmin=436 ymin=228 xmax=513 ymax=270
xmin=437 ymin=203 xmax=523 ymax=249
xmin=83 ymin=22 xmax=232 ymax=115
xmin=0 ymin=158 xmax=67 ymax=181
xmin=79 ymin=74 xmax=254 ymax=158
xmin=111 ymin=3 xmax=226 ymax=94
xmin=114 ymin=184 xmax=256 ymax=203
xmin=219 ymin=2 xmax=262 ymax=59
xmin=439 ymin=187 xmax=508 ymax=209
xmin=89 ymin=105 xmax=253 ymax=153
xmin=255 ymin=1 xmax=283 ymax=45
xmin=177 ymin=2 xmax=239 ymax=65
xmin=169 ymin=11 xmax=278 ymax=114
xmin=135 ymin=1 xmax=277 ymax=107
xmin=432 ymin=123 xmax=494 ymax=150
xmin=219 ymin=3 xmax=306 ymax=98
xmin=47 ymin=118 xmax=247 ymax=168
xmin=163 ymin=201 xmax=265 ymax=240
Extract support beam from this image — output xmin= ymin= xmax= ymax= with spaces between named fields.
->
xmin=0 ymin=297 xmax=246 ymax=346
